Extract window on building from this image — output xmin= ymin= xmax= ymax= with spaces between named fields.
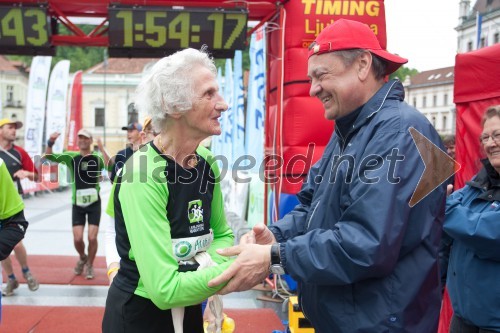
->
xmin=467 ymin=41 xmax=473 ymax=51
xmin=95 ymin=107 xmax=105 ymax=127
xmin=494 ymin=33 xmax=499 ymax=44
xmin=444 ymin=94 xmax=448 ymax=106
xmin=431 ymin=116 xmax=436 ymax=128
xmin=6 ymin=85 xmax=14 ymax=103
xmin=480 ymin=37 xmax=486 ymax=48
xmin=128 ymin=102 xmax=138 ymax=123
xmin=442 ymin=115 xmax=447 ymax=131
xmin=412 ymin=97 xmax=417 ymax=107
xmin=433 ymin=95 xmax=437 ymax=107
xmin=423 ymin=96 xmax=427 ymax=108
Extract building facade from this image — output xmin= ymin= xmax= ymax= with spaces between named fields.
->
xmin=0 ymin=56 xmax=29 ymax=146
xmin=404 ymin=67 xmax=455 ymax=135
xmin=82 ymin=58 xmax=156 ymax=155
xmin=404 ymin=0 xmax=500 ymax=135
xmin=457 ymin=0 xmax=500 ymax=52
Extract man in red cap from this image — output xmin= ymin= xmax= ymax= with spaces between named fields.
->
xmin=0 ymin=118 xmax=39 ymax=296
xmin=209 ymin=19 xmax=447 ymax=332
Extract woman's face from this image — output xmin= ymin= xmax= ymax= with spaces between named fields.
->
xmin=481 ymin=115 xmax=500 ymax=173
xmin=183 ymin=65 xmax=227 ymax=138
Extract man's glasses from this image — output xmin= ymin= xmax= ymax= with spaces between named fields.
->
xmin=479 ymin=130 xmax=500 ymax=145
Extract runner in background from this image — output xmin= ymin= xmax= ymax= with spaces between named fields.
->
xmin=109 ymin=116 xmax=143 ymax=183
xmin=44 ymin=129 xmax=110 ymax=279
xmin=0 ymin=118 xmax=39 ymax=296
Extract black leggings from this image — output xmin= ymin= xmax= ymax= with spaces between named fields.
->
xmin=102 ymin=283 xmax=204 ymax=333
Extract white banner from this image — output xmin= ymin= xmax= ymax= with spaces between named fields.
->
xmin=211 ymin=67 xmax=224 ymax=159
xmin=223 ymin=59 xmax=234 ymax=167
xmin=245 ymin=26 xmax=267 ymax=172
xmin=232 ymin=51 xmax=245 ymax=168
xmin=24 ymin=56 xmax=52 ymax=157
xmin=45 ymin=60 xmax=70 ymax=153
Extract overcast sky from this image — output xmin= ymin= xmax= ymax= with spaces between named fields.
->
xmin=384 ymin=0 xmax=459 ymax=72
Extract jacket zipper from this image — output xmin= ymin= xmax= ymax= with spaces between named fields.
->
xmin=307 ymin=200 xmax=320 ymax=229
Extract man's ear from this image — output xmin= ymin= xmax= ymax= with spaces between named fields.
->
xmin=357 ymin=51 xmax=372 ymax=81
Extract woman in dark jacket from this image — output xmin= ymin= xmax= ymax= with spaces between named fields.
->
xmin=444 ymin=105 xmax=500 ymax=332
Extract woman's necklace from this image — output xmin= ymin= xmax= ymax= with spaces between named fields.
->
xmin=157 ymin=135 xmax=198 ymax=168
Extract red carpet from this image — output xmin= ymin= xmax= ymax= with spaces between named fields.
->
xmin=0 ymin=306 xmax=285 ymax=333
xmin=2 ymin=255 xmax=108 ymax=286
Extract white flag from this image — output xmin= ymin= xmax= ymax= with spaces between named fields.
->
xmin=45 ymin=60 xmax=70 ymax=153
xmin=24 ymin=56 xmax=52 ymax=157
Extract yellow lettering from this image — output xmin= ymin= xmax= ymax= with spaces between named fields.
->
xmin=370 ymin=24 xmax=378 ymax=35
xmin=366 ymin=1 xmax=380 ymax=16
xmin=302 ymin=0 xmax=316 ymax=15
xmin=305 ymin=19 xmax=316 ymax=34
xmin=316 ymin=0 xmax=323 ymax=14
xmin=342 ymin=2 xmax=349 ymax=15
xmin=317 ymin=19 xmax=323 ymax=35
xmin=349 ymin=1 xmax=364 ymax=15
xmin=303 ymin=1 xmax=380 ymax=20
xmin=323 ymin=1 xmax=342 ymax=15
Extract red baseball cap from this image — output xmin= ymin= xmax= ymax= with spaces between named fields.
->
xmin=308 ymin=19 xmax=408 ymax=75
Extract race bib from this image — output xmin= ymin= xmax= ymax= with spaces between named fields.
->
xmin=171 ymin=229 xmax=214 ymax=262
xmin=76 ymin=188 xmax=98 ymax=207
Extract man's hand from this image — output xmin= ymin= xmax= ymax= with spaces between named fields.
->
xmin=13 ymin=169 xmax=29 ymax=180
xmin=239 ymin=223 xmax=276 ymax=245
xmin=49 ymin=132 xmax=61 ymax=142
xmin=96 ymin=137 xmax=104 ymax=149
xmin=446 ymin=184 xmax=454 ymax=196
xmin=208 ymin=244 xmax=272 ymax=295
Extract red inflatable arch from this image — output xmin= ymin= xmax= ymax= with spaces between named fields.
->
xmin=264 ymin=1 xmax=387 ymax=221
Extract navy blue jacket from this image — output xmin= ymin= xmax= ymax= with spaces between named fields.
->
xmin=110 ymin=146 xmax=134 ymax=183
xmin=444 ymin=160 xmax=500 ymax=330
xmin=269 ymin=80 xmax=446 ymax=332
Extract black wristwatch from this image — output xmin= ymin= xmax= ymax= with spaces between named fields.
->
xmin=270 ymin=243 xmax=285 ymax=275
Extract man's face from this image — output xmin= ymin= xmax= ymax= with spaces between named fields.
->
xmin=482 ymin=115 xmax=500 ymax=173
xmin=308 ymin=52 xmax=363 ymax=120
xmin=445 ymin=144 xmax=455 ymax=159
xmin=0 ymin=123 xmax=17 ymax=143
xmin=127 ymin=129 xmax=141 ymax=146
xmin=182 ymin=65 xmax=227 ymax=138
xmin=77 ymin=135 xmax=92 ymax=150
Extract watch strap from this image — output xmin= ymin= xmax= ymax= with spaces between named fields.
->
xmin=271 ymin=243 xmax=281 ymax=265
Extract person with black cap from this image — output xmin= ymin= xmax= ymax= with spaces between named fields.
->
xmin=108 ymin=118 xmax=143 ymax=183
xmin=44 ymin=129 xmax=110 ymax=280
xmin=209 ymin=19 xmax=447 ymax=332
xmin=0 ymin=118 xmax=39 ymax=296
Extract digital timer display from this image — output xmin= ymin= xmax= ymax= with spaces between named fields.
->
xmin=108 ymin=6 xmax=248 ymax=58
xmin=0 ymin=5 xmax=53 ymax=55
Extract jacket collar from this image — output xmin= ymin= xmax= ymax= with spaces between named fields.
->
xmin=467 ymin=159 xmax=500 ymax=201
xmin=349 ymin=79 xmax=403 ymax=134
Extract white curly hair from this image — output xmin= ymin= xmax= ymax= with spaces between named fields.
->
xmin=134 ymin=48 xmax=217 ymax=132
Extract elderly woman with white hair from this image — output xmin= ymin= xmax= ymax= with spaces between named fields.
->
xmin=102 ymin=48 xmax=232 ymax=333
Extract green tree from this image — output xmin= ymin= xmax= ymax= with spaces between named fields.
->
xmin=390 ymin=66 xmax=419 ymax=82
xmin=7 ymin=24 xmax=104 ymax=72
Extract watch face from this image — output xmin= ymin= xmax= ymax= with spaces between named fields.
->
xmin=270 ymin=264 xmax=285 ymax=275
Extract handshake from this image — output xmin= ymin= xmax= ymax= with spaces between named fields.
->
xmin=208 ymin=223 xmax=278 ymax=295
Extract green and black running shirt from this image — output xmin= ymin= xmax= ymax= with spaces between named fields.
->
xmin=45 ymin=151 xmax=105 ymax=206
xmin=0 ymin=158 xmax=24 ymax=220
xmin=112 ymin=142 xmax=234 ymax=310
